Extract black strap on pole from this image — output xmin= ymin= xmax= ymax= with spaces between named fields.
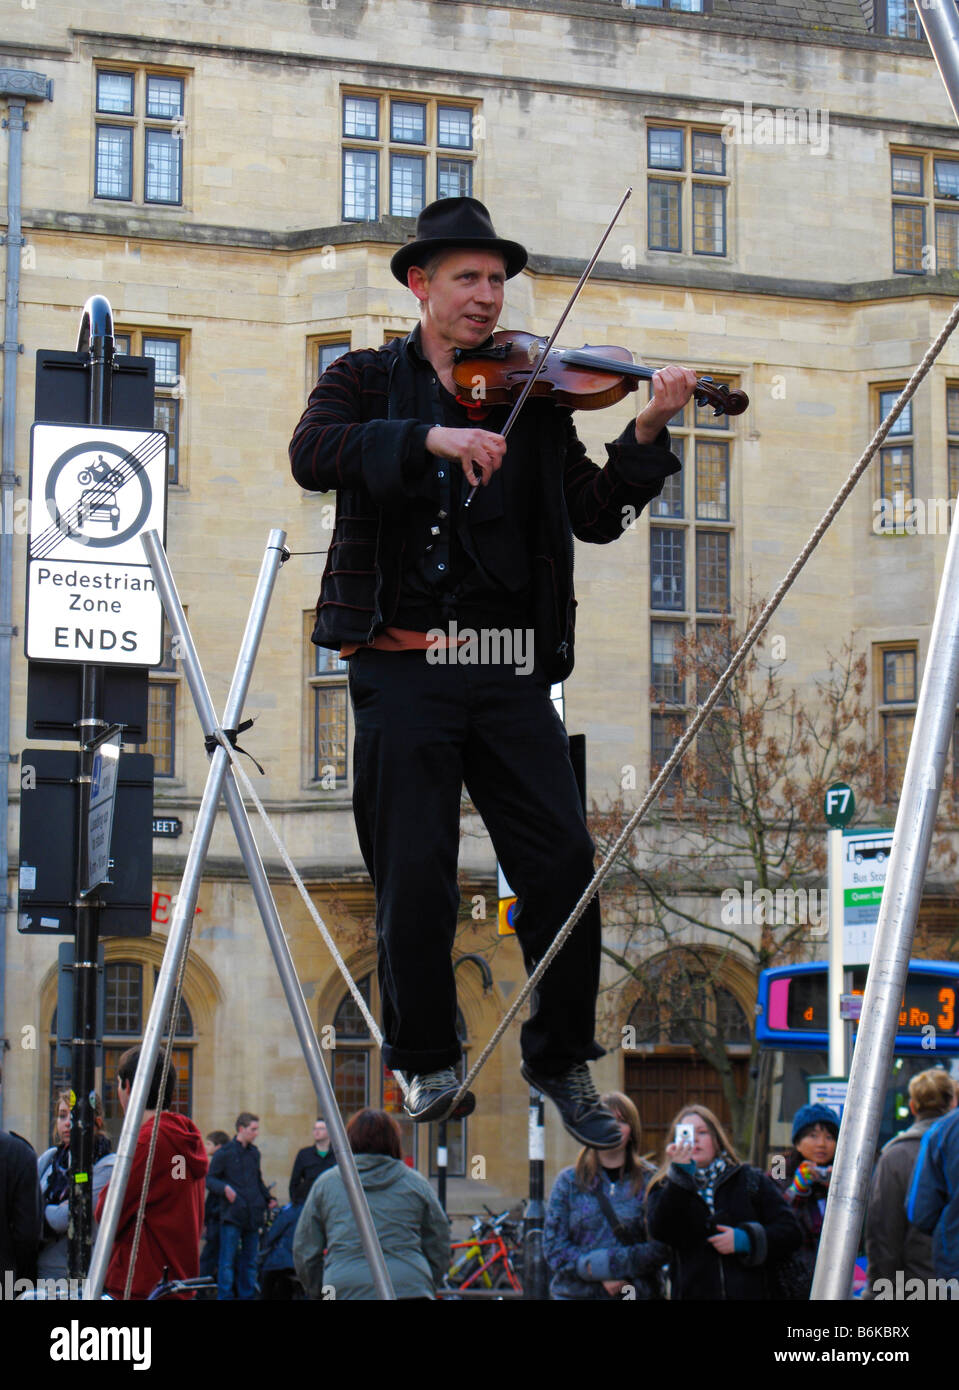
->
xmin=522 ymin=1088 xmax=548 ymax=1299
xmin=436 ymin=1120 xmax=448 ymax=1214
xmin=67 ymin=295 xmax=114 ymax=1280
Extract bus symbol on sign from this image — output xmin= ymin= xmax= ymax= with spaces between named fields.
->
xmin=847 ymin=837 xmax=888 ymax=866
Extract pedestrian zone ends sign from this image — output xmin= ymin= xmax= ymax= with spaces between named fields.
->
xmin=25 ymin=423 xmax=167 ymax=666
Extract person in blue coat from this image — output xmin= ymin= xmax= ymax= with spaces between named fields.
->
xmin=544 ymin=1091 xmax=668 ymax=1300
xmin=905 ymin=1103 xmax=959 ymax=1279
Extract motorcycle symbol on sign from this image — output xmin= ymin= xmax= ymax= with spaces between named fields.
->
xmin=75 ymin=454 xmax=124 ymax=532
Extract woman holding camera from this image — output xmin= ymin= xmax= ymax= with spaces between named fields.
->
xmin=645 ymin=1103 xmax=800 ymax=1300
xmin=544 ymin=1091 xmax=668 ymax=1300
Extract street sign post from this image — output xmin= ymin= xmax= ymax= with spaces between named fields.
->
xmin=25 ymin=423 xmax=167 ymax=666
xmin=842 ymin=828 xmax=894 ymax=967
xmin=84 ymin=727 xmax=122 ymax=895
xmin=824 ymin=782 xmax=855 ymax=828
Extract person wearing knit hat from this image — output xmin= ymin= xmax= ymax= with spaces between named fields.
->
xmin=768 ymin=1103 xmax=840 ymax=1298
xmin=791 ymin=1103 xmax=840 ymax=1147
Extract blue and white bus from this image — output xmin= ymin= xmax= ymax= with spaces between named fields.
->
xmin=754 ymin=959 xmax=959 ymax=1158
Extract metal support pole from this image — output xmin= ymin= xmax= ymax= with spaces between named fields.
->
xmin=915 ymin=0 xmax=959 ymax=128
xmin=0 ymin=98 xmax=27 ymax=1121
xmin=84 ymin=530 xmax=286 ymax=1299
xmin=218 ymin=777 xmax=395 ymax=1300
xmin=809 ymin=0 xmax=959 ymax=1301
xmin=88 ymin=529 xmax=396 ymax=1300
xmin=68 ymin=295 xmax=114 ymax=1279
xmin=1 ymin=67 xmax=53 ymax=1124
xmin=145 ymin=528 xmax=394 ymax=1300
xmin=439 ymin=953 xmax=492 ymax=1210
xmin=811 ymin=505 xmax=959 ymax=1299
xmin=436 ymin=1121 xmax=448 ymax=1213
xmin=523 ymin=1088 xmax=548 ymax=1300
xmin=827 ymin=828 xmax=844 ymax=1079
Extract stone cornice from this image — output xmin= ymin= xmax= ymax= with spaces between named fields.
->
xmin=14 ymin=206 xmax=959 ymax=305
xmin=69 ymin=22 xmax=936 ymax=104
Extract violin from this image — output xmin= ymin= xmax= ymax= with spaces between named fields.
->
xmin=453 ymin=330 xmax=749 ymax=419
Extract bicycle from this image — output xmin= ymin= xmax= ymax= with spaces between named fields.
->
xmin=144 ymin=1272 xmax=218 ymax=1301
xmin=440 ymin=1208 xmax=524 ymax=1298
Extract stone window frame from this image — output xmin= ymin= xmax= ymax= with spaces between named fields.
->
xmin=340 ymin=88 xmax=478 ymax=222
xmin=874 ymin=1 xmax=922 ymax=39
xmin=137 ymin=614 xmax=184 ymax=782
xmin=873 ymin=381 xmax=915 ymax=533
xmin=93 ymin=65 xmax=187 ymax=208
xmin=114 ymin=327 xmax=186 ymax=487
xmin=891 ymin=146 xmax=959 ymax=275
xmin=626 ymin=0 xmax=710 ymax=11
xmin=648 ymin=381 xmax=737 ymax=798
xmin=646 ymin=121 xmax=729 ymax=259
xmin=304 ymin=611 xmax=350 ymax=792
xmin=875 ymin=640 xmax=918 ymax=801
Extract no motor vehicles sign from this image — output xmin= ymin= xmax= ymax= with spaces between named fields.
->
xmin=26 ymin=423 xmax=168 ymax=665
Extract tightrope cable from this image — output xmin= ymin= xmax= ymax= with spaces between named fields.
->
xmin=445 ymin=296 xmax=959 ymax=1109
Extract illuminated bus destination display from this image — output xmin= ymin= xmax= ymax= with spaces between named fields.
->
xmin=758 ymin=962 xmax=959 ymax=1053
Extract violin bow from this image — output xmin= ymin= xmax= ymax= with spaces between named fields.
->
xmin=464 ymin=186 xmax=633 ymax=507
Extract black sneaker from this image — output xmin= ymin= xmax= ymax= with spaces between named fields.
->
xmin=520 ymin=1062 xmax=622 ymax=1148
xmin=404 ymin=1069 xmax=476 ymax=1123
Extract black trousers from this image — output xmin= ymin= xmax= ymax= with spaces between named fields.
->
xmin=348 ymin=646 xmax=604 ymax=1076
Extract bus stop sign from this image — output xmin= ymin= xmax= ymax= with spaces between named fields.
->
xmin=824 ymin=782 xmax=855 ymax=828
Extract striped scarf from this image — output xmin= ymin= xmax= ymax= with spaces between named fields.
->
xmin=692 ymin=1154 xmax=731 ymax=1212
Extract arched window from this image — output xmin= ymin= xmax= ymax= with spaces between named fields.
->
xmin=623 ymin=951 xmax=752 ymax=1157
xmin=49 ymin=960 xmax=196 ymax=1137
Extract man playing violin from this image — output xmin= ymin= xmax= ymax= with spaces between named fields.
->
xmin=290 ymin=197 xmax=698 ymax=1147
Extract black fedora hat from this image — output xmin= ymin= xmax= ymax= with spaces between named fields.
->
xmin=390 ymin=196 xmax=527 ymax=284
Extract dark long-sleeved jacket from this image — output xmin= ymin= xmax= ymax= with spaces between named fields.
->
xmin=0 ymin=1129 xmax=40 ymax=1283
xmin=906 ymin=1108 xmax=959 ymax=1277
xmin=289 ymin=331 xmax=682 ymax=683
xmin=646 ymin=1161 xmax=801 ymax=1301
xmin=206 ymin=1137 xmax=271 ymax=1231
xmin=289 ymin=1144 xmax=337 ymax=1205
xmin=863 ymin=1117 xmax=938 ymax=1295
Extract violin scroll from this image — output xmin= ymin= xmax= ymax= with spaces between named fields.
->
xmin=694 ymin=376 xmax=749 ymax=418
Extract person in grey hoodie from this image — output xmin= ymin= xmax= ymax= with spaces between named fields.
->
xmin=36 ymin=1090 xmax=115 ymax=1282
xmin=864 ymin=1067 xmax=956 ymax=1297
xmin=293 ymin=1108 xmax=449 ymax=1300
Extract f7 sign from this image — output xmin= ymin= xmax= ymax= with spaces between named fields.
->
xmin=25 ymin=424 xmax=167 ymax=665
